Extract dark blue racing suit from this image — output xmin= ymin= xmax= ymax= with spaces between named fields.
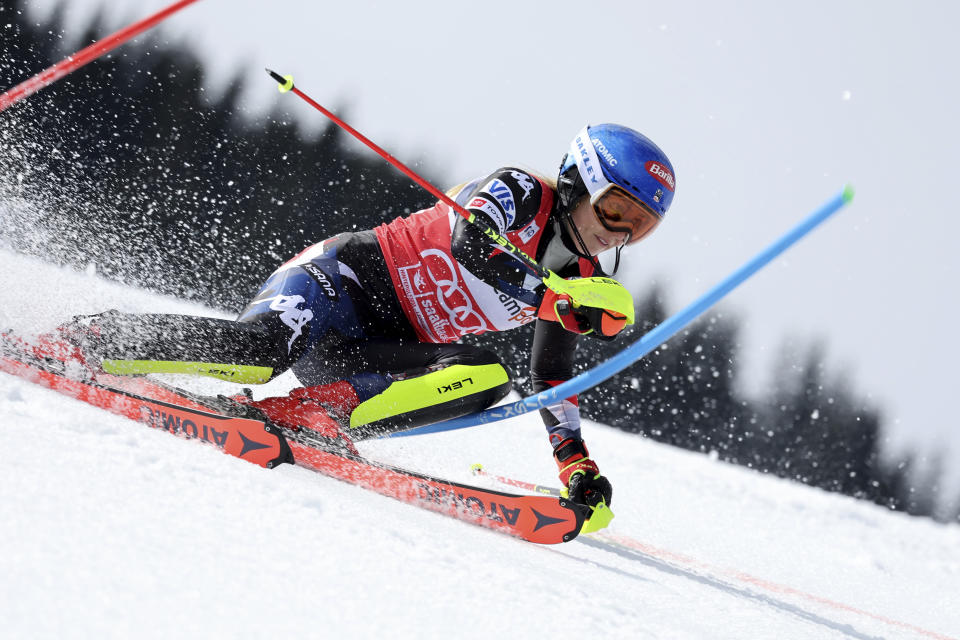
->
xmin=237 ymin=167 xmax=597 ymax=444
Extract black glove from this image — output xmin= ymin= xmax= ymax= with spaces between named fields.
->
xmin=567 ymin=470 xmax=613 ymax=508
xmin=553 ymin=437 xmax=613 ymax=508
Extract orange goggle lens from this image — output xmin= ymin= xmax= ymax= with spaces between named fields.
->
xmin=591 ymin=185 xmax=662 ymax=245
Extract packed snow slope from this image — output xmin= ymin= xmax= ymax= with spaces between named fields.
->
xmin=1 ymin=248 xmax=958 ymax=640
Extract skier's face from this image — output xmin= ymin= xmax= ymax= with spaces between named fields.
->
xmin=568 ymin=197 xmax=629 ymax=256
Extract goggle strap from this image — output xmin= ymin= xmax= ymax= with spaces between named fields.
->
xmin=569 ymin=126 xmax=612 ymax=198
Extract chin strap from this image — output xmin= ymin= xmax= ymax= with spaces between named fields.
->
xmin=556 ymin=209 xmax=621 ymax=277
xmin=555 ymin=165 xmax=622 ymax=276
xmin=610 ymin=245 xmax=623 ymax=275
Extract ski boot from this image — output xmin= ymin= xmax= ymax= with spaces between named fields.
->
xmin=232 ymin=380 xmax=361 ymax=456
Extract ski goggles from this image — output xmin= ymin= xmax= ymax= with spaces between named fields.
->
xmin=590 ymin=183 xmax=663 ymax=245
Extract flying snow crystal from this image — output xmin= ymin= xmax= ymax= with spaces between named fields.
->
xmin=842 ymin=90 xmax=852 ymax=101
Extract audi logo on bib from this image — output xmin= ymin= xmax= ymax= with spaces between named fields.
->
xmin=376 ymin=190 xmax=554 ymax=344
xmin=398 ymin=249 xmax=489 ymax=342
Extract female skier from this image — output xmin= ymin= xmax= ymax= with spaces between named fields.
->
xmin=45 ymin=123 xmax=676 ymax=509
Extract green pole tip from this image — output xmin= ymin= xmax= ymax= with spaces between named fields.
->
xmin=841 ymin=183 xmax=855 ymax=203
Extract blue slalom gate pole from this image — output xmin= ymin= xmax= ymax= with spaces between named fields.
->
xmin=389 ymin=185 xmax=855 ymax=438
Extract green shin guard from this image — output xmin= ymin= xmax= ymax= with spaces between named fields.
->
xmin=347 ymin=363 xmax=512 ymax=438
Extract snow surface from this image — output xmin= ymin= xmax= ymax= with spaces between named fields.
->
xmin=1 ymin=248 xmax=958 ymax=640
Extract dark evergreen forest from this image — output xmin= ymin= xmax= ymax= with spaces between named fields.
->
xmin=1 ymin=0 xmax=953 ymax=521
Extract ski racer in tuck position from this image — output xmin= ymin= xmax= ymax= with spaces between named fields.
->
xmin=45 ymin=123 xmax=676 ymax=511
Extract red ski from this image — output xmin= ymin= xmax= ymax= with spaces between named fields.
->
xmin=290 ymin=442 xmax=583 ymax=544
xmin=0 ymin=332 xmax=585 ymax=544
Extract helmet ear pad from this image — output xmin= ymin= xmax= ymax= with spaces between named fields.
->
xmin=557 ymin=152 xmax=588 ymax=210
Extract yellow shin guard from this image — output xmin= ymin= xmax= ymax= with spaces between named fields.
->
xmin=347 ymin=363 xmax=511 ymax=437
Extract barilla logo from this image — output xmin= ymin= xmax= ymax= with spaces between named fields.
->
xmin=645 ymin=161 xmax=675 ymax=191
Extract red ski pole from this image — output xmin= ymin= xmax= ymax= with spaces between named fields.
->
xmin=264 ymin=69 xmax=640 ymax=319
xmin=263 ymin=68 xmax=557 ymax=283
xmin=0 ymin=0 xmax=202 ymax=113
xmin=470 ymin=464 xmax=562 ymax=496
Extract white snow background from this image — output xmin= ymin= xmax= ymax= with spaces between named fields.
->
xmin=1 ymin=252 xmax=958 ymax=639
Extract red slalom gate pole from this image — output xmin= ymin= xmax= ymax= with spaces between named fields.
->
xmin=0 ymin=0 xmax=202 ymax=113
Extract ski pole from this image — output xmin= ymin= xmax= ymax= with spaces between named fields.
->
xmin=264 ymin=68 xmax=575 ymax=299
xmin=0 ymin=0 xmax=202 ymax=113
xmin=392 ymin=185 xmax=855 ymax=437
xmin=470 ymin=464 xmax=562 ymax=496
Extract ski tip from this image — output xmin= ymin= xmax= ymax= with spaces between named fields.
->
xmin=841 ymin=183 xmax=855 ymax=204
